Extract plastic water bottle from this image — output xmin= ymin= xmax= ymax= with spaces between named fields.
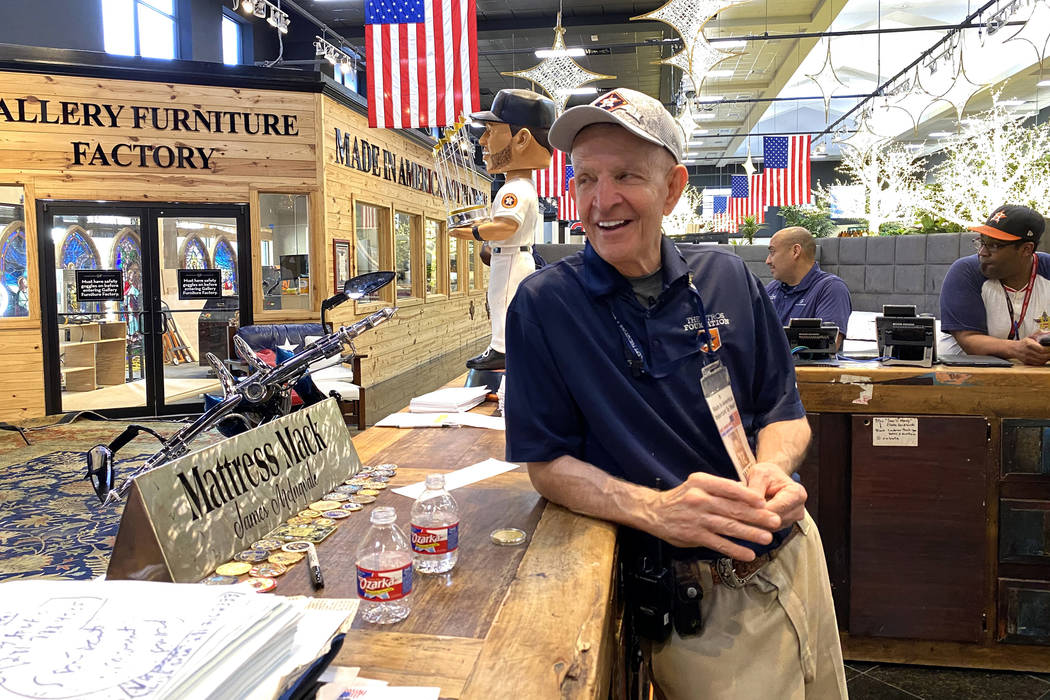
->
xmin=356 ymin=506 xmax=413 ymax=624
xmin=410 ymin=473 xmax=460 ymax=574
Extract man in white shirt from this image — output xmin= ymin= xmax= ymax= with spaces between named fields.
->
xmin=451 ymin=89 xmax=555 ymax=371
xmin=940 ymin=204 xmax=1050 ymax=365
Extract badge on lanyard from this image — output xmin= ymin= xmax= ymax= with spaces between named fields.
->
xmin=699 ymin=360 xmax=755 ymax=482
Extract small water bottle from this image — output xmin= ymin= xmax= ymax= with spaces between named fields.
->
xmin=356 ymin=506 xmax=413 ymax=624
xmin=410 ymin=473 xmax=460 ymax=574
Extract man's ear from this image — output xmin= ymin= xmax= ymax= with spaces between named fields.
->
xmin=513 ymin=128 xmax=534 ymax=148
xmin=662 ymin=164 xmax=689 ymax=215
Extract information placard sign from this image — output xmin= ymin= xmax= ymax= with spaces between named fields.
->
xmin=177 ymin=269 xmax=222 ymax=300
xmin=107 ymin=399 xmax=360 ymax=583
xmin=75 ymin=269 xmax=123 ymax=302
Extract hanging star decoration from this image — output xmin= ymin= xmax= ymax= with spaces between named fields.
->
xmin=742 ymin=141 xmax=756 ymax=176
xmin=867 ymin=94 xmax=917 ymax=138
xmin=1004 ymin=0 xmax=1050 ymax=65
xmin=662 ymin=33 xmax=741 ymax=92
xmin=917 ymin=53 xmax=985 ymax=124
xmin=675 ymin=93 xmax=705 ymax=145
xmin=805 ymin=39 xmax=848 ymax=119
xmin=884 ymin=66 xmax=934 ymax=128
xmin=501 ymin=15 xmax=615 ymax=110
xmin=632 ymin=0 xmax=746 ymax=64
xmin=833 ymin=111 xmax=887 ymax=155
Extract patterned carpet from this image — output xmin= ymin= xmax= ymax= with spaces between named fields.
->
xmin=0 ymin=418 xmax=219 ymax=582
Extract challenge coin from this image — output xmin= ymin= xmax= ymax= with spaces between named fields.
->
xmin=313 ymin=517 xmax=336 ymax=527
xmin=201 ymin=575 xmax=239 ymax=585
xmin=252 ymin=539 xmax=283 ymax=551
xmin=336 ymin=484 xmax=361 ymax=494
xmin=298 ymin=509 xmax=321 ymax=519
xmin=215 ymin=561 xmax=252 ymax=577
xmin=282 ymin=541 xmax=313 ymax=553
xmin=357 ymin=489 xmax=379 ymax=497
xmin=269 ymin=551 xmax=304 ymax=566
xmin=287 ymin=516 xmax=313 ymax=526
xmin=249 ymin=563 xmax=287 ymax=578
xmin=341 ymin=502 xmax=363 ymax=511
xmin=322 ymin=509 xmax=351 ymax=519
xmin=234 ymin=549 xmax=271 ymax=563
xmin=310 ymin=500 xmax=341 ymax=511
xmin=323 ymin=492 xmax=350 ymax=502
xmin=244 ymin=577 xmax=276 ymax=593
xmin=363 ymin=482 xmax=387 ymax=491
xmin=351 ymin=494 xmax=376 ymax=504
xmin=490 ymin=527 xmax=528 ymax=546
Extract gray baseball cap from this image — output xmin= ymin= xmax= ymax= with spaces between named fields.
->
xmin=549 ymin=88 xmax=683 ymax=163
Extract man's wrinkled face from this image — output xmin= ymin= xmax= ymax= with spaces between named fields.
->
xmin=479 ymin=122 xmax=514 ymax=172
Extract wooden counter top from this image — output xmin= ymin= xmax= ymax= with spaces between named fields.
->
xmin=278 ymin=399 xmax=619 ymax=699
xmin=796 ymin=362 xmax=1050 ymax=418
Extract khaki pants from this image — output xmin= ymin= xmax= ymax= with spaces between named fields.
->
xmin=646 ymin=511 xmax=847 ymax=700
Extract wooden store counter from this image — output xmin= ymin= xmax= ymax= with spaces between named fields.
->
xmin=795 ymin=362 xmax=1050 ymax=672
xmin=276 ymin=399 xmax=620 ymax=699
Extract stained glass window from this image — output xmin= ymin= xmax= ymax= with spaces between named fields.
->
xmin=0 ymin=225 xmax=27 ymax=317
xmin=183 ymin=237 xmax=209 ymax=269
xmin=214 ymin=238 xmax=237 ymax=293
xmin=61 ymin=229 xmax=100 ymax=270
xmin=113 ymin=230 xmax=141 ymax=272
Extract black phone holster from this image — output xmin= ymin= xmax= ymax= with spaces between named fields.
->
xmin=621 ymin=531 xmax=703 ymax=642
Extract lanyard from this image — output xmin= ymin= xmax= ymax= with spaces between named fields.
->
xmin=608 ymin=274 xmax=716 ymax=378
xmin=1002 ymin=256 xmax=1038 ymax=341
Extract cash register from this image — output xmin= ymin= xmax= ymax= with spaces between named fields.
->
xmin=876 ymin=304 xmax=936 ymax=367
xmin=784 ymin=318 xmax=840 ymax=366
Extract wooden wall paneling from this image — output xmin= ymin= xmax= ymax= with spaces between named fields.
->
xmin=0 ymin=329 xmax=45 ymax=421
xmin=797 ymin=412 xmax=852 ymax=628
xmin=849 ymin=414 xmax=991 ymax=643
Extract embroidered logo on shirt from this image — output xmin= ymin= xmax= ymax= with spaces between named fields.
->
xmin=1036 ymin=311 xmax=1050 ymax=332
xmin=501 ymin=193 xmax=518 ymax=208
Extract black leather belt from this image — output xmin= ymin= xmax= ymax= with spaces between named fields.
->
xmin=492 ymin=245 xmax=530 ymax=253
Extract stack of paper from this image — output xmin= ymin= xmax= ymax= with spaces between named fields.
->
xmin=0 ymin=579 xmax=351 ymax=700
xmin=408 ymin=386 xmax=489 ymax=413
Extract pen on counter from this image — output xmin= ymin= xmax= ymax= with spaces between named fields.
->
xmin=307 ymin=543 xmax=324 ymax=590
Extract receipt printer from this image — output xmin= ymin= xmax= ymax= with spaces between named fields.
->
xmin=876 ymin=305 xmax=936 ymax=367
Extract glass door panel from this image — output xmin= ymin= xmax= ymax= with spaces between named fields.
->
xmin=155 ymin=215 xmax=240 ymax=410
xmin=51 ymin=212 xmax=146 ymax=412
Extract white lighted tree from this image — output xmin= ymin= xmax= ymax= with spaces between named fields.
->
xmin=928 ymin=98 xmax=1050 ymax=226
xmin=819 ymin=139 xmax=925 ymax=234
xmin=663 ymin=184 xmax=705 ymax=236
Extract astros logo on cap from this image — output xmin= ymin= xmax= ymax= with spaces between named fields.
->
xmin=990 ymin=211 xmax=1008 ymax=223
xmin=597 ymin=92 xmax=628 ymax=112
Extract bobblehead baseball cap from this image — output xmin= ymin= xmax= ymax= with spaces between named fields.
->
xmin=548 ymin=88 xmax=684 ymax=163
xmin=970 ymin=204 xmax=1044 ymax=243
xmin=471 ymin=89 xmax=557 ymax=129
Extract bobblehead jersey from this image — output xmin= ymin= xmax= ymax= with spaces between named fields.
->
xmin=486 ymin=176 xmax=542 ymax=355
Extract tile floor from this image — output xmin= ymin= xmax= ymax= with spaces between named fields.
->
xmin=846 ymin=661 xmax=1050 ymax=699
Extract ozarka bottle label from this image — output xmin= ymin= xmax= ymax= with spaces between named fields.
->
xmin=411 ymin=522 xmax=459 ymax=555
xmin=357 ymin=564 xmax=413 ymax=600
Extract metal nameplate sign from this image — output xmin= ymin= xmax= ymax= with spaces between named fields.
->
xmin=108 ymin=399 xmax=360 ymax=583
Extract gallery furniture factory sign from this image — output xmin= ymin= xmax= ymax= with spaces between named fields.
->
xmin=107 ymin=399 xmax=360 ymax=583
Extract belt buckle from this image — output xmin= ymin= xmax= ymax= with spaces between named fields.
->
xmin=715 ymin=557 xmax=760 ymax=589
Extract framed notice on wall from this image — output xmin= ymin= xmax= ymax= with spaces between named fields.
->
xmin=333 ymin=239 xmax=351 ymax=293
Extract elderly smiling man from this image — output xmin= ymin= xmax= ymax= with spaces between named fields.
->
xmin=502 ymin=88 xmax=846 ymax=699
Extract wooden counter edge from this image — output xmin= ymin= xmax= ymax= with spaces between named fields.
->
xmin=461 ymin=502 xmax=619 ymax=700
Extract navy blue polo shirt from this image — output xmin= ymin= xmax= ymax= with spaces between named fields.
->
xmin=765 ymin=263 xmax=852 ymax=336
xmin=504 ymin=237 xmax=804 ymax=557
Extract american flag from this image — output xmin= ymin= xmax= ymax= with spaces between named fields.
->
xmin=359 ymin=204 xmax=378 ymax=229
xmin=728 ymin=174 xmax=765 ymax=225
xmin=711 ymin=195 xmax=732 ymax=232
xmin=763 ymin=135 xmax=812 ymax=206
xmin=533 ymin=149 xmax=577 ymax=221
xmin=365 ymin=0 xmax=480 ymax=129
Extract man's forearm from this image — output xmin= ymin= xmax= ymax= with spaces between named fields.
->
xmin=755 ymin=416 xmax=812 ymax=474
xmin=954 ymin=330 xmax=1017 ymax=359
xmin=527 ymin=455 xmax=659 ymax=533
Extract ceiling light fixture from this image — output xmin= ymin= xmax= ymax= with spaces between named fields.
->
xmin=535 ymin=47 xmax=585 ymax=58
xmin=316 ymin=36 xmax=356 ymax=71
xmin=252 ymin=0 xmax=267 ymax=18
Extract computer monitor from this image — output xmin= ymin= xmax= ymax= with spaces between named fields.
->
xmin=875 ymin=305 xmax=936 ymax=366
xmin=784 ymin=318 xmax=839 ymax=364
xmin=279 ymin=254 xmax=309 ymax=280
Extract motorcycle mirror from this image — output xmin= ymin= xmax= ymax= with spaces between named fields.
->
xmin=344 ymin=271 xmax=396 ymax=300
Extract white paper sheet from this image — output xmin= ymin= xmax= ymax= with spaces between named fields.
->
xmin=392 ymin=457 xmax=521 ymax=499
xmin=374 ymin=412 xmax=504 ymax=431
